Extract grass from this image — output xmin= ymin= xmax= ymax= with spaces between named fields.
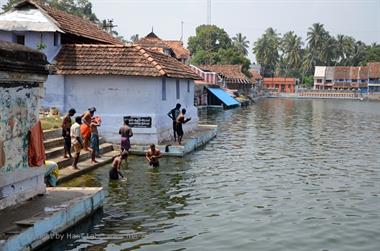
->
xmin=40 ymin=116 xmax=62 ymax=131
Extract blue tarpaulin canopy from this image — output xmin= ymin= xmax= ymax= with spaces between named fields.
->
xmin=206 ymin=87 xmax=240 ymax=108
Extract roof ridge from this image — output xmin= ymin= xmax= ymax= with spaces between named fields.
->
xmin=15 ymin=0 xmax=121 ymax=45
xmin=135 ymin=45 xmax=167 ymax=76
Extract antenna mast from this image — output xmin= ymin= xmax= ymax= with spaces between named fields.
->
xmin=207 ymin=0 xmax=211 ymax=25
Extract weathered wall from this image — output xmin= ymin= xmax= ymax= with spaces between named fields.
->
xmin=0 ymin=82 xmax=46 ymax=210
xmin=0 ymin=83 xmax=43 ymax=173
xmin=62 ymin=75 xmax=198 ymax=144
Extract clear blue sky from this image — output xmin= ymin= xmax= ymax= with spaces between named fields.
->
xmin=1 ymin=0 xmax=379 ymax=62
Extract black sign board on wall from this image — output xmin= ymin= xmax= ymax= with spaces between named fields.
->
xmin=124 ymin=116 xmax=152 ymax=128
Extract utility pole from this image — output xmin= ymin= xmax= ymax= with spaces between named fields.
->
xmin=207 ymin=0 xmax=211 ymax=25
xmin=180 ymin=21 xmax=184 ymax=42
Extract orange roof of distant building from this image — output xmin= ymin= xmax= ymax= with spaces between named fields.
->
xmin=164 ymin=40 xmax=190 ymax=59
xmin=250 ymin=69 xmax=262 ymax=80
xmin=137 ymin=32 xmax=190 ymax=60
xmin=368 ymin=62 xmax=380 ymax=78
xmin=53 ymin=44 xmax=201 ymax=80
xmin=13 ymin=0 xmax=122 ymax=45
xmin=263 ymin=77 xmax=296 ymax=84
xmin=198 ymin=64 xmax=252 ymax=84
xmin=137 ymin=31 xmax=169 ymax=49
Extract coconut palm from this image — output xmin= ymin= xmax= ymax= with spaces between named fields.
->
xmin=280 ymin=31 xmax=303 ymax=75
xmin=253 ymin=28 xmax=280 ymax=77
xmin=130 ymin=34 xmax=139 ymax=43
xmin=232 ymin=33 xmax=250 ymax=55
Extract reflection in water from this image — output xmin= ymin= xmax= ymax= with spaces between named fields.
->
xmin=58 ymin=99 xmax=380 ymax=251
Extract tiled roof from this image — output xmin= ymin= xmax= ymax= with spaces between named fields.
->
xmin=359 ymin=66 xmax=369 ymax=79
xmin=250 ymin=69 xmax=262 ymax=80
xmin=137 ymin=32 xmax=170 ymax=49
xmin=334 ymin=66 xmax=351 ymax=79
xmin=15 ymin=0 xmax=122 ymax=45
xmin=165 ymin=40 xmax=190 ymax=59
xmin=53 ymin=44 xmax=201 ymax=80
xmin=263 ymin=77 xmax=296 ymax=84
xmin=137 ymin=32 xmax=190 ymax=60
xmin=368 ymin=62 xmax=380 ymax=78
xmin=198 ymin=65 xmax=252 ymax=84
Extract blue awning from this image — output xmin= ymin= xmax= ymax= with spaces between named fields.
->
xmin=206 ymin=87 xmax=240 ymax=107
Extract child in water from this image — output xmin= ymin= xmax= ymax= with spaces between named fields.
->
xmin=109 ymin=151 xmax=128 ymax=180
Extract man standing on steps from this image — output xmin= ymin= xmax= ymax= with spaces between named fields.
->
xmin=167 ymin=103 xmax=181 ymax=142
xmin=71 ymin=116 xmax=83 ymax=169
xmin=61 ymin=108 xmax=76 ymax=159
xmin=176 ymin=108 xmax=191 ymax=145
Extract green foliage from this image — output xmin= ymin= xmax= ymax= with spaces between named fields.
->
xmin=253 ymin=27 xmax=280 ymax=77
xmin=363 ymin=44 xmax=380 ymax=64
xmin=253 ymin=22 xmax=377 ymax=79
xmin=232 ymin=33 xmax=249 ymax=56
xmin=188 ymin=25 xmax=251 ymax=76
xmin=36 ymin=42 xmax=47 ymax=50
xmin=301 ymin=75 xmax=314 ymax=88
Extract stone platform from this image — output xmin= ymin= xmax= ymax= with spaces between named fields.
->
xmin=0 ymin=187 xmax=104 ymax=251
xmin=127 ymin=124 xmax=218 ymax=157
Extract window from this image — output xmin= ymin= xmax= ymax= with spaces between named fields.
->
xmin=162 ymin=78 xmax=166 ymax=101
xmin=317 ymin=79 xmax=322 ymax=83
xmin=187 ymin=80 xmax=190 ymax=93
xmin=176 ymin=79 xmax=180 ymax=99
xmin=54 ymin=32 xmax=59 ymax=46
xmin=15 ymin=35 xmax=25 ymax=45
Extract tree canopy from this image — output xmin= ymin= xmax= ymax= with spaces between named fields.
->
xmin=188 ymin=25 xmax=251 ymax=76
xmin=252 ymin=22 xmax=380 ymax=81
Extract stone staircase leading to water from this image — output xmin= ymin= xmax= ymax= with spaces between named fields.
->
xmin=43 ymin=129 xmax=119 ymax=184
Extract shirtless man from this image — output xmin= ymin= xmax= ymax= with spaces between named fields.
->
xmin=81 ymin=107 xmax=96 ymax=151
xmin=146 ymin=144 xmax=162 ymax=168
xmin=61 ymin=108 xmax=76 ymax=158
xmin=90 ymin=116 xmax=101 ymax=163
xmin=109 ymin=151 xmax=128 ymax=180
xmin=176 ymin=109 xmax=191 ymax=145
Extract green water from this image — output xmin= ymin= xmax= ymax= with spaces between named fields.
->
xmin=53 ymin=99 xmax=380 ymax=251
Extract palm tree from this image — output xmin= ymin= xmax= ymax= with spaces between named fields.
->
xmin=253 ymin=28 xmax=280 ymax=77
xmin=280 ymin=31 xmax=303 ymax=76
xmin=130 ymin=34 xmax=139 ymax=43
xmin=232 ymin=33 xmax=250 ymax=55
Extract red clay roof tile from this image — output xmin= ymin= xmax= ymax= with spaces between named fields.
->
xmin=198 ymin=65 xmax=252 ymax=84
xmin=53 ymin=44 xmax=201 ymax=80
xmin=368 ymin=62 xmax=380 ymax=78
xmin=16 ymin=0 xmax=122 ymax=45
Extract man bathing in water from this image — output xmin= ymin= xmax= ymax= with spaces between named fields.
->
xmin=146 ymin=144 xmax=162 ymax=168
xmin=109 ymin=151 xmax=128 ymax=180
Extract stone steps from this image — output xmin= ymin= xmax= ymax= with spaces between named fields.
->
xmin=45 ymin=137 xmax=105 ymax=159
xmin=57 ymin=150 xmax=119 ymax=184
xmin=43 ymin=129 xmax=118 ymax=184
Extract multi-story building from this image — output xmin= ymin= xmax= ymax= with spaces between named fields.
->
xmin=314 ymin=63 xmax=380 ymax=93
xmin=263 ymin=77 xmax=296 ymax=93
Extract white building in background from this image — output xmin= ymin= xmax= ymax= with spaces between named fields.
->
xmin=0 ymin=0 xmax=122 ymax=111
xmin=53 ymin=44 xmax=201 ymax=144
xmin=0 ymin=0 xmax=202 ymax=144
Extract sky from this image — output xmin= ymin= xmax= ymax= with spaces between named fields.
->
xmin=89 ymin=0 xmax=380 ymax=62
xmin=1 ymin=0 xmax=379 ymax=62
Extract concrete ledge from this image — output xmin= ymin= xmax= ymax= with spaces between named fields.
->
xmin=128 ymin=124 xmax=218 ymax=157
xmin=0 ymin=187 xmax=104 ymax=251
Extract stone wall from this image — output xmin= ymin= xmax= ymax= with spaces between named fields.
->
xmin=0 ymin=40 xmax=48 ymax=209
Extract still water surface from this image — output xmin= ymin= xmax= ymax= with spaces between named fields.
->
xmin=57 ymin=99 xmax=380 ymax=251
